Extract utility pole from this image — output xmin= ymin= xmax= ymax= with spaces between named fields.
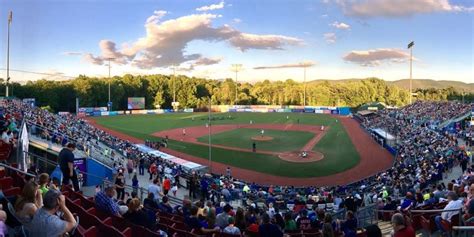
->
xmin=231 ymin=64 xmax=242 ymax=105
xmin=408 ymin=41 xmax=414 ymax=104
xmin=104 ymin=57 xmax=115 ymax=111
xmin=5 ymin=11 xmax=12 ymax=97
xmin=208 ymin=97 xmax=212 ymax=173
xmin=303 ymin=66 xmax=307 ymax=107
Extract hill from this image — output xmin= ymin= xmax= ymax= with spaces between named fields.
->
xmin=308 ymin=78 xmax=474 ymax=92
xmin=389 ymin=79 xmax=474 ymax=92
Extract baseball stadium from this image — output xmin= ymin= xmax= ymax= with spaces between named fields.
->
xmin=0 ymin=1 xmax=473 ymax=237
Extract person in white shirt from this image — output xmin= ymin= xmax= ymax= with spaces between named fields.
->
xmin=1 ymin=130 xmax=9 ymax=144
xmin=434 ymin=192 xmax=463 ymax=234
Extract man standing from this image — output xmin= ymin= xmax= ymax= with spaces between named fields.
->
xmin=27 ymin=189 xmax=77 ymax=237
xmin=59 ymin=143 xmax=79 ymax=191
xmin=261 ymin=129 xmax=264 ymax=137
xmin=252 ymin=142 xmax=256 ymax=152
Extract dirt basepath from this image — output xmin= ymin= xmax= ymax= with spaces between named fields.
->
xmin=85 ymin=117 xmax=394 ymax=186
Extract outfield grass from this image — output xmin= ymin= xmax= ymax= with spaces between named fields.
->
xmin=196 ymin=128 xmax=314 ymax=152
xmin=93 ymin=112 xmax=360 ymax=178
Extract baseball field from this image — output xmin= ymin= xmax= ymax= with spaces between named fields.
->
xmin=88 ymin=112 xmax=394 ymax=186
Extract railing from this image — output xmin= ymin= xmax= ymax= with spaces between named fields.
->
xmin=25 ymin=121 xmax=123 ymax=167
xmin=0 ymin=162 xmax=36 ymax=178
xmin=23 ymin=151 xmax=183 ymax=207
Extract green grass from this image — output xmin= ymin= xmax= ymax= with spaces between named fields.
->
xmin=196 ymin=128 xmax=314 ymax=152
xmin=93 ymin=112 xmax=360 ymax=178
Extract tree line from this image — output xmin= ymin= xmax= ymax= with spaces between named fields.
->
xmin=1 ymin=75 xmax=472 ymax=112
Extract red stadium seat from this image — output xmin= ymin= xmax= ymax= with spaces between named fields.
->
xmin=0 ymin=177 xmax=13 ymax=189
xmin=3 ymin=187 xmax=20 ymax=197
xmin=75 ymin=225 xmax=97 ymax=237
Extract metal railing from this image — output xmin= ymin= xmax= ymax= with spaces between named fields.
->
xmin=23 ymin=151 xmax=183 ymax=207
xmin=25 ymin=121 xmax=124 ymax=167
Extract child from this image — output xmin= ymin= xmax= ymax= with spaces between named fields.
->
xmin=171 ymin=182 xmax=178 ymax=197
xmin=132 ymin=174 xmax=139 ymax=194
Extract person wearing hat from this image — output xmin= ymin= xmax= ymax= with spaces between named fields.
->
xmin=26 ymin=189 xmax=77 ymax=237
xmin=434 ymin=191 xmax=463 ymax=235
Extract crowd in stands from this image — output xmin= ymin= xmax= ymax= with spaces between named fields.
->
xmin=0 ymin=99 xmax=473 ymax=236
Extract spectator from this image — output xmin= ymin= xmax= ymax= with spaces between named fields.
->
xmin=148 ymin=178 xmax=162 ymax=203
xmin=216 ymin=204 xmax=232 ymax=229
xmin=95 ymin=186 xmax=122 ymax=217
xmin=115 ymin=172 xmax=125 ymax=201
xmin=158 ymin=196 xmax=173 ymax=214
xmin=235 ymin=207 xmax=247 ymax=231
xmin=163 ymin=176 xmax=171 ymax=196
xmin=184 ymin=206 xmax=219 ymax=233
xmin=123 ymin=198 xmax=154 ymax=229
xmin=284 ymin=212 xmax=297 ymax=231
xmin=296 ymin=209 xmax=311 ymax=230
xmin=38 ymin=173 xmax=50 ymax=196
xmin=339 ymin=210 xmax=357 ymax=237
xmin=26 ymin=189 xmax=77 ymax=237
xmin=144 ymin=192 xmax=159 ymax=210
xmin=322 ymin=222 xmax=334 ymax=237
xmin=223 ymin=217 xmax=241 ymax=235
xmin=59 ymin=143 xmax=80 ymax=191
xmin=15 ymin=181 xmax=43 ymax=224
xmin=132 ymin=174 xmax=139 ymax=194
xmin=259 ymin=213 xmax=283 ymax=237
xmin=391 ymin=213 xmax=415 ymax=237
xmin=435 ymin=192 xmax=463 ymax=234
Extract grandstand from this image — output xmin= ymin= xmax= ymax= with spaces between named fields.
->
xmin=0 ymin=98 xmax=473 ymax=237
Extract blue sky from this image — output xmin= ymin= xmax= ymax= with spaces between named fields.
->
xmin=0 ymin=0 xmax=472 ymax=83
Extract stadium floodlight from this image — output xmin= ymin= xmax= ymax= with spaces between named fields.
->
xmin=300 ymin=61 xmax=313 ymax=107
xmin=104 ymin=57 xmax=115 ymax=111
xmin=408 ymin=41 xmax=414 ymax=104
xmin=5 ymin=11 xmax=12 ymax=97
xmin=231 ymin=64 xmax=242 ymax=105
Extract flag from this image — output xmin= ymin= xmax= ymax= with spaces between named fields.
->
xmin=407 ymin=41 xmax=414 ymax=49
xmin=20 ymin=122 xmax=29 ymax=172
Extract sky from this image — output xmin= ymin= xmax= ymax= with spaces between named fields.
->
xmin=0 ymin=0 xmax=472 ymax=83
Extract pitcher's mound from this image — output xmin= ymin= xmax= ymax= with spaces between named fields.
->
xmin=251 ymin=136 xmax=274 ymax=141
xmin=278 ymin=151 xmax=324 ymax=163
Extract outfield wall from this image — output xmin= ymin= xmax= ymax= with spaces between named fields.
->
xmin=82 ymin=105 xmax=351 ymax=117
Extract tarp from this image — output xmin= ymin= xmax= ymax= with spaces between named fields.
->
xmin=371 ymin=128 xmax=395 ymax=140
xmin=134 ymin=144 xmax=207 ymax=172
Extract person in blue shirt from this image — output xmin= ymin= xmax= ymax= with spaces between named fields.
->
xmin=200 ymin=178 xmax=209 ymax=200
xmin=259 ymin=213 xmax=283 ymax=237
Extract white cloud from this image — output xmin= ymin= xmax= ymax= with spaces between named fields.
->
xmin=78 ymin=11 xmax=303 ymax=69
xmin=61 ymin=51 xmax=82 ymax=56
xmin=254 ymin=61 xmax=316 ymax=69
xmin=232 ymin=18 xmax=242 ymax=24
xmin=333 ymin=0 xmax=474 ymax=18
xmin=331 ymin=21 xmax=350 ymax=30
xmin=196 ymin=1 xmax=225 ymax=11
xmin=343 ymin=48 xmax=412 ymax=66
xmin=320 ymin=14 xmax=329 ymax=18
xmin=229 ymin=33 xmax=302 ymax=51
xmin=323 ymin=33 xmax=337 ymax=44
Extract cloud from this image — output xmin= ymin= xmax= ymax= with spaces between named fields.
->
xmin=82 ymin=53 xmax=104 ymax=65
xmin=343 ymin=48 xmax=412 ymax=66
xmin=80 ymin=11 xmax=302 ymax=69
xmin=229 ymin=33 xmax=302 ymax=51
xmin=193 ymin=57 xmax=222 ymax=66
xmin=320 ymin=14 xmax=329 ymax=17
xmin=323 ymin=33 xmax=337 ymax=44
xmin=232 ymin=18 xmax=242 ymax=24
xmin=331 ymin=21 xmax=350 ymax=30
xmin=332 ymin=0 xmax=474 ymax=18
xmin=145 ymin=10 xmax=167 ymax=24
xmin=196 ymin=1 xmax=225 ymax=11
xmin=61 ymin=51 xmax=82 ymax=56
xmin=254 ymin=61 xmax=315 ymax=69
